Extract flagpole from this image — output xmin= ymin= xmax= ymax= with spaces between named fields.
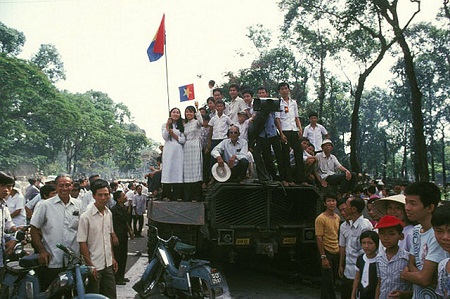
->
xmin=164 ymin=32 xmax=170 ymax=113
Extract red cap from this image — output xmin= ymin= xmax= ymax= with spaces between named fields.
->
xmin=375 ymin=215 xmax=404 ymax=229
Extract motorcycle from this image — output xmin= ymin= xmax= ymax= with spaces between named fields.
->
xmin=132 ymin=225 xmax=227 ymax=298
xmin=1 ymin=243 xmax=108 ymax=299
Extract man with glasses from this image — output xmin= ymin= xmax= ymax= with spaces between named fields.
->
xmin=30 ymin=174 xmax=83 ymax=291
xmin=211 ymin=125 xmax=249 ymax=183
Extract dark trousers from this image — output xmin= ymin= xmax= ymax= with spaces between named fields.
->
xmin=340 ymin=276 xmax=354 ymax=299
xmin=162 ymin=183 xmax=183 ymax=200
xmin=184 ymin=181 xmax=202 ymax=201
xmin=281 ymin=130 xmax=305 ymax=183
xmin=133 ymin=214 xmax=144 ymax=236
xmin=202 ymin=150 xmax=211 ymax=183
xmin=209 ymin=139 xmax=223 ymax=171
xmin=86 ymin=266 xmax=117 ymax=299
xmin=149 ymin=171 xmax=161 ymax=192
xmin=113 ymin=236 xmax=128 ymax=282
xmin=320 ymin=251 xmax=339 ymax=299
xmin=230 ymin=158 xmax=249 ymax=182
xmin=325 ymin=172 xmax=357 ymax=194
xmin=253 ymin=135 xmax=285 ymax=181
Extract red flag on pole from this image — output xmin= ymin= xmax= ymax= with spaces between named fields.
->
xmin=147 ymin=14 xmax=165 ymax=62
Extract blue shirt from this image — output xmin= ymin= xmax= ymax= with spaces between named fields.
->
xmin=258 ymin=112 xmax=278 ymax=138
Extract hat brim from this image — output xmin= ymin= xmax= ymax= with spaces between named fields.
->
xmin=211 ymin=163 xmax=231 ymax=182
xmin=372 ymin=194 xmax=405 ymax=218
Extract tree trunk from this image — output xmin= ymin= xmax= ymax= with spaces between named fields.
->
xmin=442 ymin=128 xmax=447 ymax=187
xmin=383 ymin=138 xmax=387 ymax=182
xmin=318 ymin=56 xmax=325 ymax=119
xmin=395 ymin=33 xmax=429 ymax=181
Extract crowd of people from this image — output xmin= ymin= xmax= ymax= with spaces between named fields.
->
xmin=155 ymin=81 xmax=359 ymax=202
xmin=0 ymin=171 xmax=153 ymax=298
xmin=315 ymin=181 xmax=450 ymax=299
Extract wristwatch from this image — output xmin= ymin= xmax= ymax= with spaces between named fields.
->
xmin=321 ymin=255 xmax=327 ymax=259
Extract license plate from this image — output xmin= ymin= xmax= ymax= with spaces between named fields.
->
xmin=210 ymin=272 xmax=222 ymax=285
xmin=235 ymin=238 xmax=250 ymax=245
xmin=282 ymin=237 xmax=297 ymax=245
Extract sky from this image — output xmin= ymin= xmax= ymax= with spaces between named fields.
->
xmin=0 ymin=0 xmax=441 ymax=144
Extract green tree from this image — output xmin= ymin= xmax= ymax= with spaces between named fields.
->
xmin=0 ymin=22 xmax=25 ymax=56
xmin=31 ymin=44 xmax=66 ymax=83
xmin=0 ymin=54 xmax=58 ymax=172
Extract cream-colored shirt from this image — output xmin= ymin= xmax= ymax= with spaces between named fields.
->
xmin=226 ymin=96 xmax=247 ymax=124
xmin=30 ymin=195 xmax=82 ymax=268
xmin=77 ymin=204 xmax=114 ymax=271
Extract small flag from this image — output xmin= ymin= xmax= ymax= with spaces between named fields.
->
xmin=179 ymin=84 xmax=195 ymax=102
xmin=147 ymin=14 xmax=165 ymax=62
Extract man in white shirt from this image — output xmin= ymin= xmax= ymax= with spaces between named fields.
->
xmin=341 ymin=196 xmax=373 ymax=299
xmin=31 ymin=174 xmax=82 ymax=291
xmin=303 ymin=111 xmax=329 ymax=152
xmin=275 ymin=82 xmax=305 ymax=186
xmin=316 ymin=139 xmax=357 ymax=195
xmin=225 ymin=84 xmax=247 ymax=124
xmin=211 ymin=125 xmax=249 ymax=183
xmin=6 ymin=186 xmax=27 ymax=228
xmin=78 ymin=179 xmax=117 ymax=298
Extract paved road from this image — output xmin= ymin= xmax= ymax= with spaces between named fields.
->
xmin=118 ymin=218 xmax=338 ymax=299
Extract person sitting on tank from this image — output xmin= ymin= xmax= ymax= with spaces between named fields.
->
xmin=316 ymin=139 xmax=357 ymax=196
xmin=210 ymin=125 xmax=249 ymax=183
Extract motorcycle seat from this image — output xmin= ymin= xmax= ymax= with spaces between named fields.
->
xmin=175 ymin=242 xmax=196 ymax=255
xmin=5 ymin=261 xmax=29 ymax=274
xmin=18 ymin=253 xmax=40 ymax=269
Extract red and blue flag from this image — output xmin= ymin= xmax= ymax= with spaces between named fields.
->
xmin=147 ymin=14 xmax=165 ymax=62
xmin=179 ymin=84 xmax=195 ymax=102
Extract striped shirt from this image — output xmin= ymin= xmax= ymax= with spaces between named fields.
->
xmin=377 ymin=247 xmax=411 ymax=299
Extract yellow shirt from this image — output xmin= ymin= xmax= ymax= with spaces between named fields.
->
xmin=315 ymin=212 xmax=340 ymax=254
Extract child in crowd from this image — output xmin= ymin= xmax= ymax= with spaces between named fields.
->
xmin=400 ymin=182 xmax=448 ymax=298
xmin=372 ymin=194 xmax=414 ymax=252
xmin=431 ymin=203 xmax=450 ymax=298
xmin=351 ymin=230 xmax=379 ymax=299
xmin=200 ymin=114 xmax=211 ymax=189
xmin=236 ymin=111 xmax=249 ymax=141
xmin=206 ymin=97 xmax=216 ymax=118
xmin=375 ymin=215 xmax=411 ymax=299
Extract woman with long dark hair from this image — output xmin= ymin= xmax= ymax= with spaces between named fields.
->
xmin=161 ymin=107 xmax=185 ymax=201
xmin=183 ymin=103 xmax=203 ymax=202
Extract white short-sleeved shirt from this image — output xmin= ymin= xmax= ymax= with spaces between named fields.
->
xmin=25 ymin=194 xmax=41 ymax=210
xmin=30 ymin=195 xmax=82 ymax=268
xmin=303 ymin=124 xmax=328 ymax=151
xmin=77 ymin=204 xmax=114 ymax=271
xmin=209 ymin=114 xmax=234 ymax=140
xmin=275 ymin=98 xmax=299 ymax=131
xmin=0 ymin=204 xmax=15 ymax=265
xmin=6 ymin=192 xmax=27 ymax=227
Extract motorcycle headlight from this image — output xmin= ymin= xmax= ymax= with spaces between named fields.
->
xmin=14 ymin=245 xmax=23 ymax=256
xmin=58 ymin=273 xmax=69 ymax=288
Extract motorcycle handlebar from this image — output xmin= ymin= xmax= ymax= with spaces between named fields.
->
xmin=148 ymin=225 xmax=180 ymax=245
xmin=56 ymin=243 xmax=75 ymax=256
